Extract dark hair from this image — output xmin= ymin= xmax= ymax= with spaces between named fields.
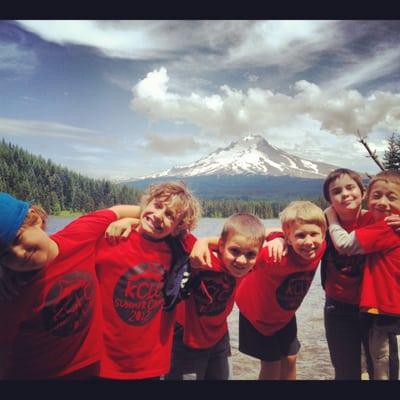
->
xmin=323 ymin=168 xmax=364 ymax=203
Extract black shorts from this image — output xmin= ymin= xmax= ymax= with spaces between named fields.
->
xmin=166 ymin=323 xmax=231 ymax=380
xmin=238 ymin=312 xmax=301 ymax=362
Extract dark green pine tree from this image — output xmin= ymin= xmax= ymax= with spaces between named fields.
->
xmin=383 ymin=132 xmax=400 ymax=170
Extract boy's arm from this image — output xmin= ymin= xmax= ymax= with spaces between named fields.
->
xmin=189 ymin=236 xmax=219 ymax=269
xmin=105 ymin=217 xmax=140 ymax=245
xmin=264 ymin=228 xmax=286 ymax=262
xmin=108 ymin=205 xmax=141 ymax=219
xmin=105 ymin=205 xmax=141 ymax=244
xmin=325 ymin=206 xmax=365 ymax=256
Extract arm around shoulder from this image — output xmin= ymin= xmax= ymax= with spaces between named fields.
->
xmin=189 ymin=236 xmax=219 ymax=269
xmin=329 ymin=224 xmax=365 ymax=256
xmin=108 ymin=205 xmax=141 ymax=220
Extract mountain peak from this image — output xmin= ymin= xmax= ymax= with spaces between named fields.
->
xmin=242 ymin=134 xmax=267 ymax=144
xmin=140 ymin=134 xmax=339 ymax=179
xmin=243 ymin=134 xmax=262 ymax=140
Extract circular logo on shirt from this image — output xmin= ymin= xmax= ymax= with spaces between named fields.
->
xmin=113 ymin=262 xmax=165 ymax=326
xmin=193 ymin=271 xmax=236 ymax=316
xmin=275 ymin=271 xmax=315 ymax=310
xmin=42 ymin=271 xmax=95 ymax=337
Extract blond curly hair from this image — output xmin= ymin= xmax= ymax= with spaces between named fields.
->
xmin=140 ymin=181 xmax=201 ymax=237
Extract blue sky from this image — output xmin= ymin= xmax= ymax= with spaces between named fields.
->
xmin=1 ymin=20 xmax=400 ymax=180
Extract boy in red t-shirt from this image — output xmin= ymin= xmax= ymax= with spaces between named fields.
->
xmin=325 ymin=170 xmax=400 ymax=380
xmin=0 ymin=192 xmax=142 ymax=380
xmin=236 ymin=201 xmax=326 ymax=380
xmin=164 ymin=213 xmax=266 ymax=380
xmin=94 ymin=181 xmax=201 ymax=380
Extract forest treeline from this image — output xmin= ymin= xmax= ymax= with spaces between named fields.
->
xmin=199 ymin=197 xmax=328 ymax=218
xmin=0 ymin=138 xmax=341 ymax=219
xmin=0 ymin=139 xmax=142 ymax=214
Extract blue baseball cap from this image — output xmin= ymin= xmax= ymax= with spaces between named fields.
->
xmin=0 ymin=193 xmax=30 ymax=248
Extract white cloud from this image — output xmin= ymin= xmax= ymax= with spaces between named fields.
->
xmin=15 ymin=20 xmax=343 ymax=73
xmin=69 ymin=144 xmax=112 ymax=154
xmin=16 ymin=20 xmax=210 ymax=60
xmin=13 ymin=20 xmax=400 ymax=92
xmin=0 ymin=42 xmax=37 ymax=75
xmin=323 ymin=45 xmax=400 ymax=90
xmin=226 ymin=21 xmax=340 ymax=69
xmin=131 ymin=68 xmax=400 ymax=139
xmin=247 ymin=74 xmax=259 ymax=83
xmin=141 ymin=132 xmax=202 ymax=156
xmin=0 ymin=117 xmax=117 ymax=144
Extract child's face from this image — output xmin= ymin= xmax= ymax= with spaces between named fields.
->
xmin=328 ymin=174 xmax=363 ymax=217
xmin=218 ymin=233 xmax=260 ymax=278
xmin=285 ymin=222 xmax=324 ymax=261
xmin=368 ymin=180 xmax=400 ymax=221
xmin=139 ymin=196 xmax=182 ymax=240
xmin=0 ymin=224 xmax=51 ymax=272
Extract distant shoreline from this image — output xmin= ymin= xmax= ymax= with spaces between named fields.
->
xmin=52 ymin=210 xmax=82 ymax=217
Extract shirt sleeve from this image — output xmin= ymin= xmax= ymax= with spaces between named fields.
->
xmin=328 ymin=223 xmax=365 ymax=256
xmin=254 ymin=247 xmax=272 ymax=269
xmin=181 ymin=233 xmax=198 ymax=253
xmin=355 ymin=220 xmax=400 ymax=253
xmin=52 ymin=209 xmax=118 ymax=246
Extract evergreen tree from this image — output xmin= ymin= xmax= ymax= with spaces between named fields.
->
xmin=383 ymin=132 xmax=400 ymax=170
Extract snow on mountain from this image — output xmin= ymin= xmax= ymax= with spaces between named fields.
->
xmin=140 ymin=134 xmax=338 ymax=180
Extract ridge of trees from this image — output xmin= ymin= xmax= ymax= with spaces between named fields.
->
xmin=0 ymin=139 xmax=142 ymax=214
xmin=199 ymin=196 xmax=328 ymax=219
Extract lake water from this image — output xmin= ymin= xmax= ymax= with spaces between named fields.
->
xmin=48 ymin=216 xmax=334 ymax=380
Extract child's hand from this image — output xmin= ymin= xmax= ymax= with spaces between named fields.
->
xmin=266 ymin=237 xmax=287 ymax=263
xmin=385 ymin=214 xmax=400 ymax=233
xmin=324 ymin=206 xmax=338 ymax=224
xmin=105 ymin=218 xmax=139 ymax=245
xmin=190 ymin=238 xmax=213 ymax=269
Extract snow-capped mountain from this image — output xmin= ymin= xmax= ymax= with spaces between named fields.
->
xmin=141 ymin=134 xmax=338 ymax=180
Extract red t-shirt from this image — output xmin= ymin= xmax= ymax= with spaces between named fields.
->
xmin=176 ymin=251 xmax=240 ymax=349
xmin=355 ymin=220 xmax=400 ymax=315
xmin=323 ymin=211 xmax=374 ymax=304
xmin=0 ymin=209 xmax=117 ymax=379
xmin=95 ymin=231 xmax=195 ymax=379
xmin=236 ymin=241 xmax=326 ymax=336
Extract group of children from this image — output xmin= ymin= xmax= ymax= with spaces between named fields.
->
xmin=0 ymin=168 xmax=399 ymax=380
